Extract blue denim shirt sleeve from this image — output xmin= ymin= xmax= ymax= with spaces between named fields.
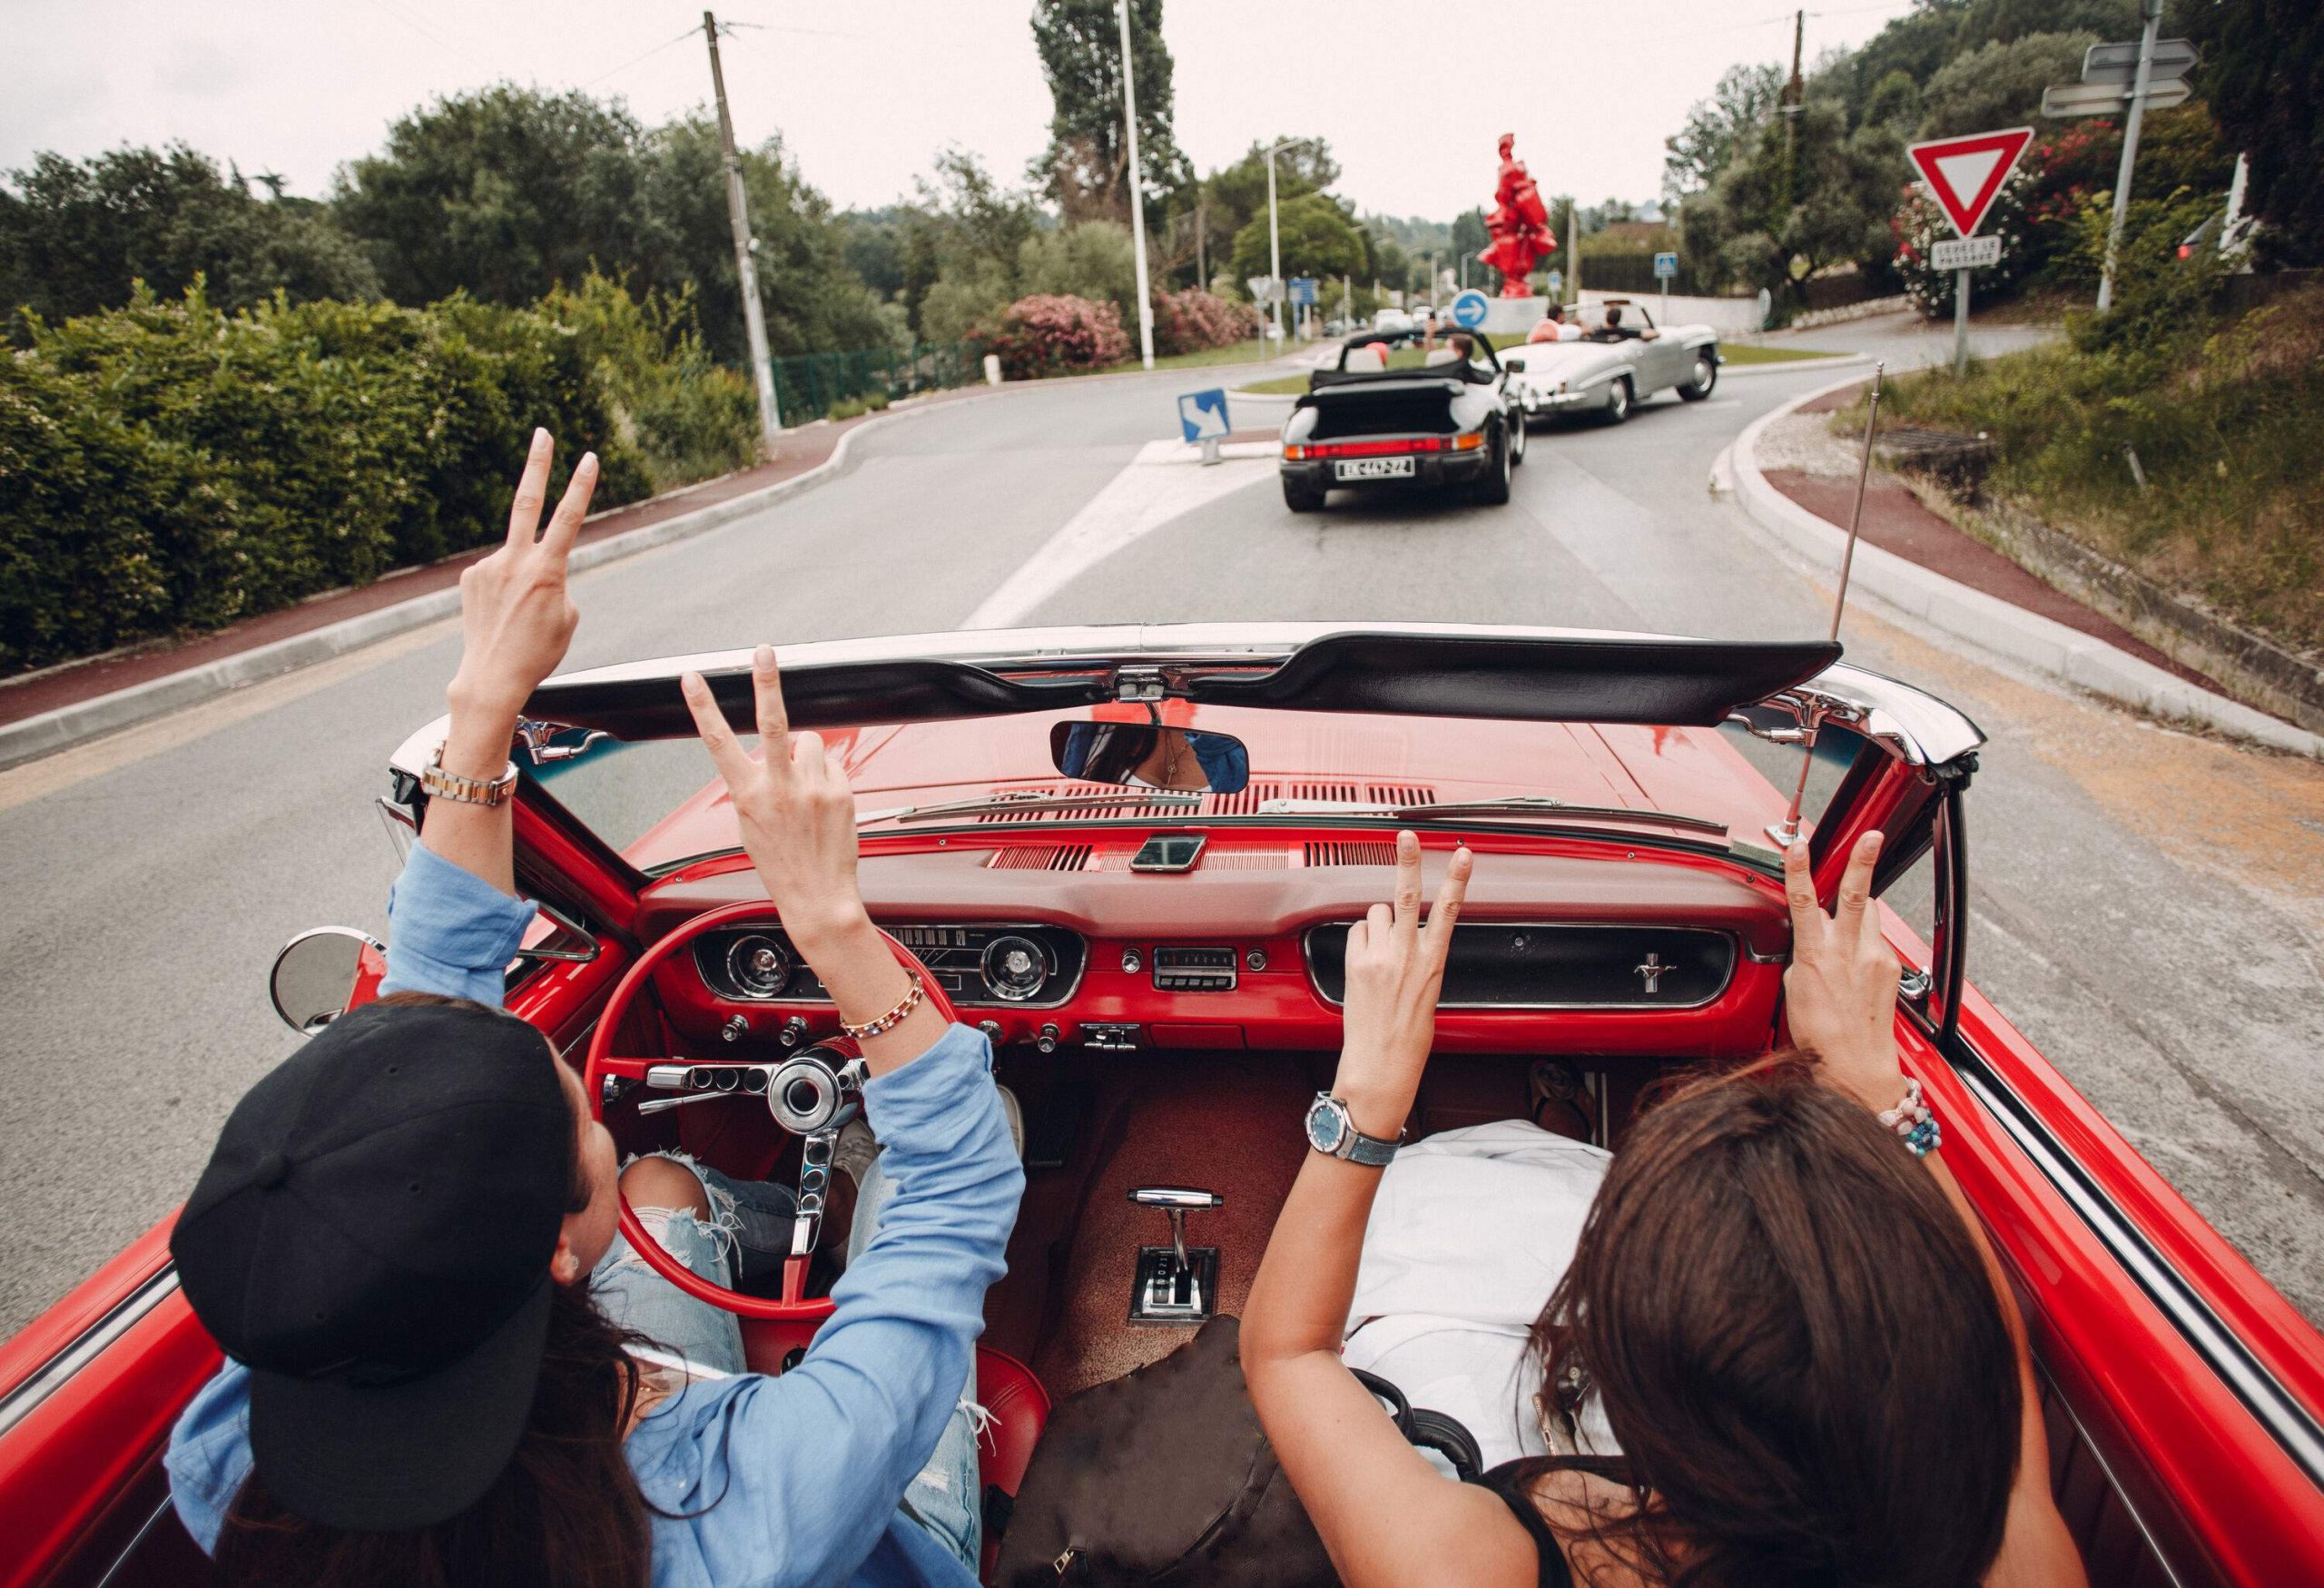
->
xmin=380 ymin=843 xmax=537 ymax=1008
xmin=673 ymin=1022 xmax=1023 ymax=1586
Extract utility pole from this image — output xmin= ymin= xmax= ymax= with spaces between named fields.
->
xmin=2097 ymin=0 xmax=2163 ymax=312
xmin=704 ymin=12 xmax=780 ymax=449
xmin=1266 ymin=144 xmax=1284 ymax=345
xmin=1196 ymin=193 xmax=1207 ymax=294
xmin=1116 ymin=0 xmax=1155 ymax=368
xmin=1779 ymin=9 xmax=1804 ymax=218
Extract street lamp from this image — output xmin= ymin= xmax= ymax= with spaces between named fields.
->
xmin=1117 ymin=0 xmax=1155 ymax=369
xmin=1265 ymin=136 xmax=1318 ymax=347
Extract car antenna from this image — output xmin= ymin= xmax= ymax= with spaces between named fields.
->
xmin=1768 ymin=361 xmax=1884 ymax=848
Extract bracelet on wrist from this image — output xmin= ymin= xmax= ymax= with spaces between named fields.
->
xmin=842 ymin=972 xmax=924 ymax=1041
xmin=1875 ymin=1075 xmax=1943 ymax=1159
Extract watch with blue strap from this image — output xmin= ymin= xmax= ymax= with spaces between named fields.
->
xmin=1305 ymin=1092 xmax=1401 ymax=1168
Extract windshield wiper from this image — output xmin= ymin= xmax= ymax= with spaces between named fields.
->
xmin=1254 ymin=794 xmax=1728 ymax=837
xmin=856 ymin=790 xmax=1205 ymax=826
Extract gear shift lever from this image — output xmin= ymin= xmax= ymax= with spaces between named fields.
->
xmin=1128 ymin=1187 xmax=1224 ymax=1325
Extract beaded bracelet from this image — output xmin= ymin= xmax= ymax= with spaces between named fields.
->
xmin=842 ymin=972 xmax=924 ymax=1041
xmin=1876 ymin=1076 xmax=1944 ymax=1159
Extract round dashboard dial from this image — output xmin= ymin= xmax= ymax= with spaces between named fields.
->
xmin=724 ymin=933 xmax=794 ymax=1000
xmin=980 ymin=933 xmax=1051 ymax=1002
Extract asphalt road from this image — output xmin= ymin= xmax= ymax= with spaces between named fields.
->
xmin=4 ymin=313 xmax=2320 ymax=1339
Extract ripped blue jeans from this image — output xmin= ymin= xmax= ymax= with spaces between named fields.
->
xmin=591 ymin=1152 xmax=985 ymax=1573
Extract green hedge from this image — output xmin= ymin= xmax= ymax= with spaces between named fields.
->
xmin=0 ymin=281 xmax=759 ymax=677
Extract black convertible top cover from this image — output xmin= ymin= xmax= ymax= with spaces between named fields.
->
xmin=522 ymin=632 xmax=1842 ymax=742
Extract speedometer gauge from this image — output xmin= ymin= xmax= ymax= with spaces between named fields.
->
xmin=980 ymin=934 xmax=1051 ymax=1002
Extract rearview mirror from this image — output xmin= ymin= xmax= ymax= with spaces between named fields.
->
xmin=270 ymin=927 xmax=385 ymax=1036
xmin=1503 ymin=357 xmax=1526 ymax=373
xmin=1049 ymin=722 xmax=1250 ymax=795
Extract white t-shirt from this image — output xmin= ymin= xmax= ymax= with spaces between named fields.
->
xmin=1344 ymin=1119 xmax=1620 ymax=1469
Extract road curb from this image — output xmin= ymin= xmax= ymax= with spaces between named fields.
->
xmin=1724 ymin=373 xmax=2324 ymax=758
xmin=0 ymin=396 xmax=979 ymax=773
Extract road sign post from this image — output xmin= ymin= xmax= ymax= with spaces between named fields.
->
xmin=1654 ymin=251 xmax=1678 ymax=322
xmin=2102 ymin=0 xmax=2164 ymax=311
xmin=1177 ymin=388 xmax=1230 ymax=466
xmin=1907 ymin=126 xmax=2034 ymax=374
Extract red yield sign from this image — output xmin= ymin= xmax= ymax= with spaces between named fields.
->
xmin=1907 ymin=127 xmax=2035 ymax=238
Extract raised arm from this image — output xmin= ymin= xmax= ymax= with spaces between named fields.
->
xmin=383 ymin=430 xmax=597 ymax=1003
xmin=1239 ymin=834 xmax=1535 ymax=1588
xmin=675 ymin=648 xmax=1021 ymax=1585
xmin=1782 ymin=835 xmax=2086 ymax=1588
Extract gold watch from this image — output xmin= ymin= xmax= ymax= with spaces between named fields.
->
xmin=421 ymin=745 xmax=520 ymax=808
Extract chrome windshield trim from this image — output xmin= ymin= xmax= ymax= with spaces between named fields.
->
xmin=1776 ymin=662 xmax=1986 ymax=769
xmin=0 ymin=1265 xmax=182 ymax=1442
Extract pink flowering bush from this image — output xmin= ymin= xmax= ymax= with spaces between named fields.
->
xmin=975 ymin=294 xmax=1130 ymax=379
xmin=1149 ymin=289 xmax=1260 ymax=355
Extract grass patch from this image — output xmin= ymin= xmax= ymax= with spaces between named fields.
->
xmin=1720 ymin=343 xmax=1850 ymax=365
xmin=1093 ymin=340 xmax=1278 ymax=376
xmin=1837 ymin=284 xmax=2324 ymax=656
xmin=1236 ymin=372 xmax=1311 ymax=395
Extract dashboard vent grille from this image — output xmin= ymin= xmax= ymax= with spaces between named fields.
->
xmin=987 ymin=844 xmax=1095 ymax=872
xmin=1284 ymin=782 xmax=1363 ymax=803
xmin=1305 ymin=841 xmax=1398 ymax=866
xmin=1368 ymin=784 xmax=1436 ymax=806
xmin=1206 ymin=782 xmax=1283 ymax=815
xmin=1198 ymin=847 xmax=1294 ymax=869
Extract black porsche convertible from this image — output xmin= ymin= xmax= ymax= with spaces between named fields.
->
xmin=1276 ymin=327 xmax=1528 ymax=512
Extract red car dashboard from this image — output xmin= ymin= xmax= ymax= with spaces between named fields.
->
xmin=639 ymin=832 xmax=1790 ymax=1060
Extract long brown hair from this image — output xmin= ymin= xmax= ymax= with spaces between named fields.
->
xmin=215 ymin=991 xmax=656 ymax=1588
xmin=1527 ymin=1056 xmax=2020 ymax=1587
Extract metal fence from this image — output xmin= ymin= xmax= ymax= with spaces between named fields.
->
xmin=769 ymin=341 xmax=980 ymax=421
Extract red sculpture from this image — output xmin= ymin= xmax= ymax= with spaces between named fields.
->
xmin=1479 ymin=133 xmax=1553 ymax=297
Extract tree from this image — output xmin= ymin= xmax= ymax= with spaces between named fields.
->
xmin=0 ymin=144 xmax=378 ymax=334
xmin=1228 ymin=192 xmax=1366 ymax=287
xmin=1450 ymin=207 xmax=1489 ymax=279
xmin=1917 ymin=31 xmax=2100 ymax=137
xmin=1680 ymin=102 xmax=1902 ymax=307
xmin=333 ymin=86 xmax=655 ymax=307
xmin=1665 ymin=63 xmax=1784 ymax=200
xmin=2187 ymin=0 xmax=2324 ymax=266
xmin=1029 ymin=0 xmax=1191 ymax=223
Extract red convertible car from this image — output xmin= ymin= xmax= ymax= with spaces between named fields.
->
xmin=3 ymin=623 xmax=2320 ymax=1585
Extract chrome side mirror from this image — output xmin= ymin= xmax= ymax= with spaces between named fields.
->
xmin=270 ymin=927 xmax=385 ymax=1036
xmin=1502 ymin=357 xmax=1527 ymax=373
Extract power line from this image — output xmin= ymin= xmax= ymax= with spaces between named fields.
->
xmin=580 ymin=23 xmax=706 ymax=91
xmin=361 ymin=0 xmax=456 ymax=51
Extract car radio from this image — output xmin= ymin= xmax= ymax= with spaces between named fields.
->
xmin=1152 ymin=946 xmax=1237 ymax=992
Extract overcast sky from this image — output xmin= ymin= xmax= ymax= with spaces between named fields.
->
xmin=5 ymin=0 xmax=1922 ymax=221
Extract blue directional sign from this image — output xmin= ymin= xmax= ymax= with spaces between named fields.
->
xmin=1450 ymin=289 xmax=1490 ymax=329
xmin=1287 ymin=277 xmax=1318 ymax=305
xmin=1545 ymin=269 xmax=1563 ymax=297
xmin=1654 ymin=251 xmax=1679 ymax=281
xmin=1177 ymin=388 xmax=1231 ymax=445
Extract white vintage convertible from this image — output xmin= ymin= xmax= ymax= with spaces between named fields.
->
xmin=1503 ymin=298 xmax=1721 ymax=424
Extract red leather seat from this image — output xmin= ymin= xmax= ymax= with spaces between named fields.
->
xmin=974 ymin=1345 xmax=1050 ymax=1581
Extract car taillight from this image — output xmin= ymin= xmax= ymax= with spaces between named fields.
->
xmin=1451 ymin=431 xmax=1485 ymax=451
xmin=1287 ymin=437 xmax=1459 ymax=460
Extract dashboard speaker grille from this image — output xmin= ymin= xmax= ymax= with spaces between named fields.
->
xmin=1304 ymin=841 xmax=1398 ymax=866
xmin=1367 ymin=784 xmax=1436 ymax=806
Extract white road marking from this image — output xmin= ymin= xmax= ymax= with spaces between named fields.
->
xmin=960 ymin=439 xmax=1274 ymax=628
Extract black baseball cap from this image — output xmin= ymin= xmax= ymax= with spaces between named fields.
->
xmin=172 ymin=998 xmax=575 ymax=1531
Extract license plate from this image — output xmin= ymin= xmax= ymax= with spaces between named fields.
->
xmin=1334 ymin=457 xmax=1414 ymax=481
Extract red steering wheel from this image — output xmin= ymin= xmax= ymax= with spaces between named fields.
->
xmin=583 ymin=900 xmax=957 ymax=1320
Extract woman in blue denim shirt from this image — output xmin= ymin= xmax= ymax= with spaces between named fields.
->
xmin=164 ymin=432 xmax=1023 ymax=1588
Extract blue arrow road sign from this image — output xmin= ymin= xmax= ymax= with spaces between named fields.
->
xmin=1287 ymin=277 xmax=1318 ymax=305
xmin=1654 ymin=252 xmax=1679 ymax=280
xmin=1450 ymin=289 xmax=1490 ymax=329
xmin=1177 ymin=388 xmax=1231 ymax=445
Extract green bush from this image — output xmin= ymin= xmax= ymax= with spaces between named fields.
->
xmin=538 ymin=273 xmax=761 ymax=491
xmin=0 ymin=281 xmax=653 ymax=676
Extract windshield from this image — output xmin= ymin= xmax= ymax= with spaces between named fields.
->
xmin=523 ymin=701 xmax=1817 ymax=876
